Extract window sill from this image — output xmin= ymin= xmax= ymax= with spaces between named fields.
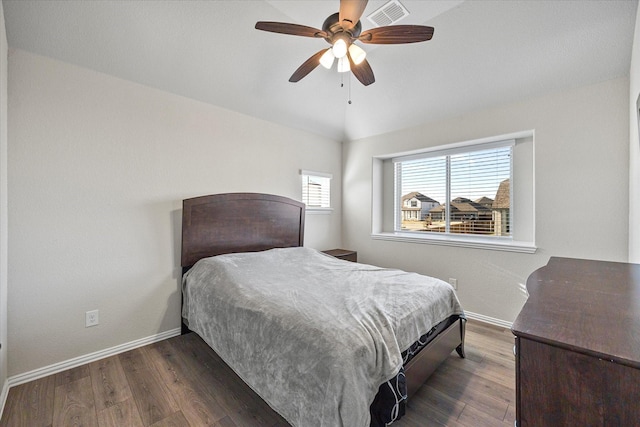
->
xmin=305 ymin=208 xmax=333 ymax=215
xmin=371 ymin=231 xmax=537 ymax=253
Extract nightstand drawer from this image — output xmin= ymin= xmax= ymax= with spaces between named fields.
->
xmin=322 ymin=249 xmax=357 ymax=262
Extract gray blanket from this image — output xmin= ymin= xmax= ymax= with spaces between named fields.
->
xmin=182 ymin=247 xmax=463 ymax=426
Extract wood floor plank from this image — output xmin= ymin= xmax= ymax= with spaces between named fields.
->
xmin=458 ymin=345 xmax=485 ymax=364
xmin=399 ymin=398 xmax=466 ymax=427
xmin=504 ymin=404 xmax=516 ymax=425
xmin=175 ymin=334 xmax=256 ymax=422
xmin=145 ymin=337 xmax=227 ymax=426
xmin=118 ymin=346 xmax=179 ymax=426
xmin=457 ymin=401 xmax=512 ymax=427
xmin=148 ymin=411 xmax=190 ymax=427
xmin=52 ymin=376 xmax=98 ymax=427
xmin=466 ymin=322 xmax=513 ymax=341
xmin=0 ymin=375 xmax=56 ymax=426
xmin=411 ymin=384 xmax=466 ymax=419
xmin=96 ymin=397 xmax=144 ymax=427
xmin=89 ymin=356 xmax=133 ymax=412
xmin=403 ymin=393 xmax=465 ymax=426
xmin=429 ymin=361 xmax=514 ymax=406
xmin=465 ymin=333 xmax=514 ymax=361
xmin=55 ymin=365 xmax=90 ymax=387
xmin=214 ymin=415 xmax=238 ymax=427
xmin=446 ymin=355 xmax=515 ymax=393
xmin=177 ymin=332 xmax=287 ymax=427
xmin=452 ymin=386 xmax=509 ymax=422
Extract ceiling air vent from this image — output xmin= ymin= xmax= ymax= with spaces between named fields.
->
xmin=367 ymin=0 xmax=410 ymax=27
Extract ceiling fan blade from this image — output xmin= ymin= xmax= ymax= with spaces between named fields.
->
xmin=347 ymin=51 xmax=375 ymax=86
xmin=359 ymin=25 xmax=434 ymax=44
xmin=255 ymin=21 xmax=328 ymax=38
xmin=289 ymin=49 xmax=327 ymax=82
xmin=339 ymin=0 xmax=368 ymax=30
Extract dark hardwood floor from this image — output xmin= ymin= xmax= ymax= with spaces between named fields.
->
xmin=0 ymin=320 xmax=515 ymax=427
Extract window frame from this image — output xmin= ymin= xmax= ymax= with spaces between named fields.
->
xmin=393 ymin=139 xmax=514 ymax=237
xmin=371 ymin=130 xmax=536 ymax=253
xmin=300 ymin=170 xmax=333 ymax=214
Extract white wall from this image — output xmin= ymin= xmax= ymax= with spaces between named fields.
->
xmin=343 ymin=77 xmax=629 ymax=324
xmin=7 ymin=49 xmax=342 ymax=376
xmin=630 ymin=5 xmax=640 ymax=263
xmin=0 ymin=1 xmax=8 ymax=401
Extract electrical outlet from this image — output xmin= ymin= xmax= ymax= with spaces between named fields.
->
xmin=449 ymin=278 xmax=458 ymax=290
xmin=85 ymin=310 xmax=99 ymax=327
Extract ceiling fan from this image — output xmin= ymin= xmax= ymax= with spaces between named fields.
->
xmin=255 ymin=0 xmax=434 ymax=86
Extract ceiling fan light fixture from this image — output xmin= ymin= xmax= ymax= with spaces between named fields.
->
xmin=332 ymin=37 xmax=348 ymax=58
xmin=337 ymin=56 xmax=350 ymax=73
xmin=348 ymin=44 xmax=366 ymax=65
xmin=256 ymin=0 xmax=434 ymax=86
xmin=319 ymin=48 xmax=335 ymax=69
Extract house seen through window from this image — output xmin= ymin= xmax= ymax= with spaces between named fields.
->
xmin=394 ymin=141 xmax=512 ymax=237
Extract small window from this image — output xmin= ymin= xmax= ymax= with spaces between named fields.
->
xmin=394 ymin=141 xmax=513 ymax=237
xmin=301 ymin=170 xmax=332 ymax=211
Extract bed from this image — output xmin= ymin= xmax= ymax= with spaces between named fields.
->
xmin=181 ymin=193 xmax=466 ymax=426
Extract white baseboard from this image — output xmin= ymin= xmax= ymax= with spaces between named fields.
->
xmin=464 ymin=311 xmax=513 ymax=329
xmin=0 ymin=379 xmax=9 ymax=420
xmin=6 ymin=328 xmax=181 ymax=389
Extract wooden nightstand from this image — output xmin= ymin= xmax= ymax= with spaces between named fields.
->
xmin=322 ymin=249 xmax=357 ymax=262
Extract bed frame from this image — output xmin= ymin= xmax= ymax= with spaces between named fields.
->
xmin=181 ymin=192 xmax=465 ymax=402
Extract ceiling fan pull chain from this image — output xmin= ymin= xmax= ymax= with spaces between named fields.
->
xmin=348 ymin=74 xmax=352 ymax=105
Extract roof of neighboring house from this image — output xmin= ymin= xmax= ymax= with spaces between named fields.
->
xmin=452 ymin=197 xmax=473 ymax=203
xmin=475 ymin=196 xmax=494 ymax=206
xmin=456 ymin=202 xmax=491 ymax=213
xmin=401 ymin=192 xmax=439 ymax=204
xmin=493 ymin=179 xmax=510 ymax=209
xmin=430 ymin=200 xmax=492 ymax=214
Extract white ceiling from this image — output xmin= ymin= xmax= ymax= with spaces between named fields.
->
xmin=2 ymin=0 xmax=638 ymax=142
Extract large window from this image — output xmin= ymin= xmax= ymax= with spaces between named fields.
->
xmin=394 ymin=141 xmax=512 ymax=237
xmin=371 ymin=131 xmax=535 ymax=253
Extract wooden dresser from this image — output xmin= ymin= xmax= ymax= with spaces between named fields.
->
xmin=511 ymin=257 xmax=640 ymax=426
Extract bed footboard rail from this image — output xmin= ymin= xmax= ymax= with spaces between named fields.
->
xmin=404 ymin=317 xmax=466 ymax=399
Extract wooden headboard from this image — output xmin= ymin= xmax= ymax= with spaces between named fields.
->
xmin=181 ymin=193 xmax=305 ymax=268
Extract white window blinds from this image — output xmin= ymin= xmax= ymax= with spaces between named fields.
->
xmin=394 ymin=141 xmax=513 ymax=237
xmin=301 ymin=170 xmax=332 ymax=209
